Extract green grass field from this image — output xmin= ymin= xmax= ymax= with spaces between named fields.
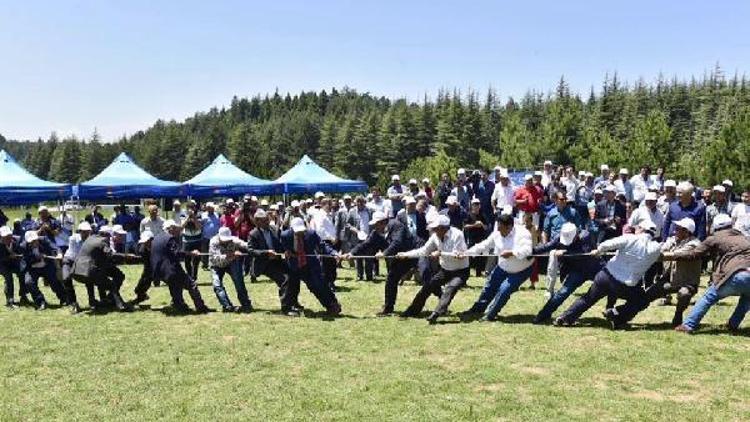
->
xmin=1 ymin=263 xmax=748 ymax=421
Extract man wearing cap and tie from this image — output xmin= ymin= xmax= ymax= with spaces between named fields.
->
xmin=554 ymin=220 xmax=662 ymax=328
xmin=666 ymin=214 xmax=750 ymax=333
xmin=72 ymin=224 xmax=131 ymax=312
xmin=249 ymin=209 xmax=298 ymax=315
xmin=346 ymin=196 xmax=374 ymax=281
xmin=151 ymin=219 xmax=210 ymax=313
xmin=594 ymin=185 xmax=627 ymax=244
xmin=280 ymin=217 xmax=342 ymax=316
xmin=461 ymin=213 xmax=533 ymax=322
xmin=1 ymin=226 xmax=27 ymax=308
xmin=309 ymin=197 xmax=339 ymax=291
xmin=344 ymin=211 xmax=417 ymax=315
xmin=20 ymin=230 xmax=66 ymax=310
xmin=60 ymin=221 xmax=93 ymax=313
xmin=607 ymin=218 xmax=701 ymax=327
xmin=706 ymin=184 xmax=735 ymax=235
xmin=397 ymin=215 xmax=470 ymax=324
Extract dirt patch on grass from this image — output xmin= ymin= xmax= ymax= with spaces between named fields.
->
xmin=511 ymin=364 xmax=550 ymax=376
xmin=474 ymin=383 xmax=505 ymax=392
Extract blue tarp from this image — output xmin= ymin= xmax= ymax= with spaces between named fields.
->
xmin=275 ymin=155 xmax=368 ymax=194
xmin=0 ymin=149 xmax=71 ymax=205
xmin=77 ymin=153 xmax=184 ymax=200
xmin=183 ymin=154 xmax=281 ymax=197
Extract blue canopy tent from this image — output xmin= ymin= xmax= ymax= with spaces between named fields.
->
xmin=275 ymin=155 xmax=368 ymax=194
xmin=0 ymin=149 xmax=71 ymax=205
xmin=77 ymin=152 xmax=184 ymax=200
xmin=183 ymin=154 xmax=281 ymax=197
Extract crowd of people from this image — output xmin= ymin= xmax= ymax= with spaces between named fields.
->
xmin=1 ymin=161 xmax=749 ymax=334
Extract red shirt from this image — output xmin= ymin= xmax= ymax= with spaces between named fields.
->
xmin=220 ymin=213 xmax=237 ymax=236
xmin=514 ymin=186 xmax=542 ymax=213
xmin=234 ymin=209 xmax=255 ymax=241
xmin=424 ymin=186 xmax=434 ymax=200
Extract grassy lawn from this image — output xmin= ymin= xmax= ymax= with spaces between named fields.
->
xmin=1 ymin=263 xmax=748 ymax=421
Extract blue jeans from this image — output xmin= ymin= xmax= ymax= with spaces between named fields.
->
xmin=469 ymin=266 xmax=533 ymax=320
xmin=536 ymin=271 xmax=590 ymax=321
xmin=684 ymin=270 xmax=750 ymax=330
xmin=211 ymin=261 xmax=251 ymax=309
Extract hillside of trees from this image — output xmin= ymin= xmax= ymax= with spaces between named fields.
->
xmin=2 ymin=67 xmax=749 ymax=190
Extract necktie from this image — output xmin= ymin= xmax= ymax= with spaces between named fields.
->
xmin=295 ymin=236 xmax=307 ymax=268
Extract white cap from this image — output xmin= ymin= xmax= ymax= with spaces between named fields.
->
xmin=138 ymin=230 xmax=154 ymax=243
xmin=498 ymin=168 xmax=509 ymax=178
xmin=38 ymin=206 xmax=49 ymax=213
xmin=404 ymin=196 xmax=416 ymax=205
xmin=0 ymin=227 xmax=12 ymax=237
xmin=243 ymin=194 xmax=253 ymax=201
xmin=422 ymin=178 xmax=430 ymax=184
xmin=638 ymin=220 xmax=657 ymax=234
xmin=112 ymin=224 xmax=127 ymax=235
xmin=644 ymin=192 xmax=658 ymax=201
xmin=277 ymin=201 xmax=284 ymax=207
xmin=619 ymin=168 xmax=629 ymax=175
xmin=664 ymin=179 xmax=677 ymax=188
xmin=270 ymin=205 xmax=279 ymax=211
xmin=457 ymin=168 xmax=466 ymax=175
xmin=722 ymin=179 xmax=733 ymax=187
xmin=408 ymin=178 xmax=418 ymax=185
xmin=600 ymin=164 xmax=610 ymax=171
xmin=369 ymin=211 xmax=388 ymax=226
xmin=305 ymin=199 xmax=313 ymax=204
xmin=677 ymin=181 xmax=694 ymax=192
xmin=494 ymin=165 xmax=503 ymax=171
xmin=260 ymin=199 xmax=269 ymax=206
xmin=173 ymin=200 xmax=181 ymax=206
xmin=559 ymin=223 xmax=577 ymax=246
xmin=712 ymin=185 xmax=726 ymax=193
xmin=391 ymin=175 xmax=400 ymax=181
xmin=415 ymin=191 xmax=427 ymax=199
xmin=77 ymin=221 xmax=92 ymax=232
xmin=586 ymin=172 xmax=594 ymax=178
xmin=250 ymin=196 xmax=258 ymax=202
xmin=501 ymin=205 xmax=513 ymax=216
xmin=534 ymin=171 xmax=543 ymax=177
xmin=445 ymin=195 xmax=458 ymax=206
xmin=594 ymin=188 xmax=603 ymax=195
xmin=343 ymin=195 xmax=352 ymax=200
xmin=712 ymin=214 xmax=733 ymax=231
xmin=163 ymin=219 xmax=179 ymax=230
xmin=470 ymin=197 xmax=481 ymax=204
xmin=254 ymin=209 xmax=268 ymax=219
xmin=428 ymin=215 xmax=451 ymax=229
xmin=314 ymin=191 xmax=325 ymax=199
xmin=290 ymin=217 xmax=307 ymax=233
xmin=98 ymin=226 xmax=113 ymax=235
xmin=544 ymin=160 xmax=553 ymax=166
xmin=218 ymin=226 xmax=234 ymax=241
xmin=24 ymin=231 xmax=39 ymax=243
xmin=205 ymin=202 xmax=216 ymax=208
xmin=578 ymin=170 xmax=586 ymax=177
xmin=674 ymin=218 xmax=696 ymax=234
xmin=604 ymin=185 xmax=617 ymax=193
xmin=290 ymin=200 xmax=300 ymax=207
xmin=523 ymin=174 xmax=533 ymax=181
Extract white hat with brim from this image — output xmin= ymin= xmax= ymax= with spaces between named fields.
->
xmin=391 ymin=175 xmax=400 ymax=181
xmin=0 ymin=227 xmax=12 ymax=237
xmin=218 ymin=226 xmax=234 ymax=241
xmin=722 ymin=179 xmax=733 ymax=187
xmin=98 ymin=226 xmax=113 ymax=236
xmin=254 ymin=209 xmax=268 ymax=219
xmin=664 ymin=180 xmax=677 ymax=188
xmin=600 ymin=164 xmax=610 ymax=171
xmin=427 ymin=215 xmax=451 ymax=230
xmin=291 ymin=217 xmax=307 ymax=233
xmin=445 ymin=196 xmax=458 ymax=206
xmin=112 ymin=225 xmax=127 ymax=235
xmin=604 ymin=185 xmax=617 ymax=193
xmin=290 ymin=200 xmax=300 ymax=207
xmin=712 ymin=185 xmax=726 ymax=193
xmin=369 ymin=211 xmax=388 ymax=226
xmin=408 ymin=179 xmax=418 ymax=185
xmin=314 ymin=192 xmax=325 ymax=199
xmin=544 ymin=160 xmax=553 ymax=166
xmin=77 ymin=222 xmax=92 ymax=232
xmin=163 ymin=220 xmax=179 ymax=231
xmin=260 ymin=199 xmax=269 ymax=206
xmin=422 ymin=178 xmax=430 ymax=184
xmin=24 ymin=231 xmax=39 ymax=243
xmin=619 ymin=168 xmax=629 ymax=175
xmin=205 ymin=202 xmax=216 ymax=208
xmin=644 ymin=192 xmax=658 ymax=201
xmin=559 ymin=223 xmax=577 ymax=246
xmin=404 ymin=196 xmax=416 ymax=205
xmin=138 ymin=230 xmax=154 ymax=243
xmin=524 ymin=174 xmax=533 ymax=181
xmin=638 ymin=220 xmax=657 ymax=234
xmin=674 ymin=218 xmax=696 ymax=234
xmin=712 ymin=214 xmax=733 ymax=231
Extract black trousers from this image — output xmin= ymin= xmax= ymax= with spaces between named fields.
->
xmin=134 ymin=264 xmax=154 ymax=296
xmin=72 ymin=266 xmax=126 ymax=307
xmin=384 ymin=258 xmax=417 ymax=310
xmin=259 ymin=261 xmax=295 ymax=311
xmin=355 ymin=258 xmax=375 ymax=280
xmin=2 ymin=266 xmax=26 ymax=303
xmin=322 ymin=241 xmax=338 ymax=288
xmin=405 ymin=267 xmax=470 ymax=315
xmin=613 ymin=279 xmax=697 ymax=325
xmin=166 ymin=272 xmax=206 ymax=309
xmin=558 ymin=269 xmax=645 ymax=324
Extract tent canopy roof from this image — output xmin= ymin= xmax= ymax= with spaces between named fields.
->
xmin=274 ymin=155 xmax=368 ymax=193
xmin=183 ymin=154 xmax=279 ymax=197
xmin=77 ymin=152 xmax=182 ymax=199
xmin=0 ymin=150 xmax=71 ymax=205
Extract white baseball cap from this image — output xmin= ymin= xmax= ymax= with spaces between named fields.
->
xmin=404 ymin=196 xmax=416 ymax=205
xmin=644 ymin=192 xmax=658 ymax=201
xmin=594 ymin=188 xmax=603 ymax=195
xmin=269 ymin=205 xmax=279 ymax=211
xmin=674 ymin=218 xmax=696 ymax=234
xmin=314 ymin=191 xmax=325 ymax=199
xmin=98 ymin=226 xmax=113 ymax=236
xmin=225 ymin=198 xmax=235 ymax=205
xmin=343 ymin=195 xmax=352 ymax=200
xmin=619 ymin=168 xmax=629 ymax=175
xmin=712 ymin=214 xmax=733 ymax=231
xmin=205 ymin=202 xmax=216 ymax=208
xmin=457 ymin=168 xmax=466 ymax=175
xmin=163 ymin=219 xmax=179 ymax=230
xmin=290 ymin=200 xmax=300 ymax=207
xmin=0 ymin=227 xmax=12 ymax=237
xmin=408 ymin=178 xmax=418 ymax=185
xmin=138 ymin=230 xmax=154 ymax=243
xmin=445 ymin=195 xmax=458 ymax=206
xmin=260 ymin=199 xmax=269 ymax=206
xmin=578 ymin=170 xmax=586 ymax=177
xmin=24 ymin=231 xmax=39 ymax=243
xmin=498 ymin=168 xmax=509 ymax=178
xmin=112 ymin=224 xmax=127 ymax=235
xmin=524 ymin=174 xmax=533 ymax=181
xmin=544 ymin=160 xmax=553 ymax=166
xmin=638 ymin=220 xmax=657 ymax=234
xmin=559 ymin=222 xmax=577 ymax=246
xmin=290 ymin=217 xmax=307 ymax=233
xmin=604 ymin=185 xmax=617 ymax=193
xmin=600 ymin=164 xmax=610 ymax=171
xmin=173 ymin=200 xmax=181 ymax=206
xmin=369 ymin=211 xmax=388 ymax=226
xmin=712 ymin=185 xmax=726 ymax=193
xmin=664 ymin=180 xmax=677 ymax=188
xmin=77 ymin=222 xmax=92 ymax=232
xmin=254 ymin=209 xmax=268 ymax=219
xmin=250 ymin=196 xmax=258 ymax=202
xmin=218 ymin=226 xmax=234 ymax=241
xmin=391 ymin=175 xmax=400 ymax=181
xmin=422 ymin=178 xmax=430 ymax=184
xmin=722 ymin=179 xmax=733 ymax=187
xmin=427 ymin=215 xmax=451 ymax=229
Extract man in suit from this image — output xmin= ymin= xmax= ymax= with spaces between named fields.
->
xmin=61 ymin=221 xmax=93 ymax=313
xmin=280 ymin=217 xmax=342 ymax=316
xmin=20 ymin=230 xmax=66 ymax=310
xmin=594 ymin=185 xmax=627 ymax=244
xmin=249 ymin=209 xmax=298 ymax=315
xmin=71 ymin=225 xmax=131 ymax=312
xmin=151 ymin=219 xmax=210 ymax=313
xmin=132 ymin=230 xmax=155 ymax=305
xmin=1 ymin=226 xmax=27 ymax=308
xmin=344 ymin=211 xmax=417 ymax=315
xmin=346 ymin=196 xmax=374 ymax=281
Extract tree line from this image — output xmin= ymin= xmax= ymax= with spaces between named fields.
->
xmin=1 ymin=65 xmax=749 ymax=191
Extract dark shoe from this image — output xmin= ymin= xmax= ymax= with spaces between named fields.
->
xmin=674 ymin=324 xmax=693 ymax=334
xmin=553 ymin=317 xmax=572 ymax=327
xmin=528 ymin=284 xmax=536 ymax=290
xmin=69 ymin=302 xmax=81 ymax=314
xmin=19 ymin=296 xmax=32 ymax=306
xmin=293 ymin=303 xmax=305 ymax=311
xmin=532 ymin=316 xmax=551 ymax=325
xmin=196 ymin=306 xmax=212 ymax=314
xmin=283 ymin=308 xmax=301 ymax=317
xmin=400 ymin=309 xmax=418 ymax=318
xmin=376 ymin=307 xmax=394 ymax=317
xmin=132 ymin=293 xmax=149 ymax=304
xmin=5 ymin=302 xmax=18 ymax=310
xmin=671 ymin=315 xmax=683 ymax=327
xmin=222 ymin=306 xmax=237 ymax=313
xmin=327 ymin=302 xmax=342 ymax=316
xmin=173 ymin=303 xmax=191 ymax=313
xmin=723 ymin=322 xmax=739 ymax=333
xmin=479 ymin=315 xmax=494 ymax=322
xmin=458 ymin=309 xmax=480 ymax=319
xmin=426 ymin=312 xmax=440 ymax=324
xmin=36 ymin=302 xmax=47 ymax=311
xmin=239 ymin=305 xmax=254 ymax=313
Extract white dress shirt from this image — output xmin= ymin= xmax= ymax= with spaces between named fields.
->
xmin=467 ymin=226 xmax=533 ymax=273
xmin=491 ymin=184 xmax=515 ymax=211
xmin=64 ymin=233 xmax=85 ymax=261
xmin=731 ymin=203 xmax=750 ymax=236
xmin=598 ymin=233 xmax=662 ymax=286
xmin=628 ymin=206 xmax=665 ymax=238
xmin=311 ymin=210 xmax=337 ymax=242
xmin=402 ymin=227 xmax=469 ymax=271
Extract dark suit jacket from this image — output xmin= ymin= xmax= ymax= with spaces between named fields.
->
xmin=350 ymin=219 xmax=415 ymax=257
xmin=397 ymin=211 xmax=428 ymax=242
xmin=532 ymin=231 xmax=603 ymax=279
xmin=594 ymin=200 xmax=627 ymax=234
xmin=0 ymin=240 xmax=22 ymax=272
xmin=151 ymin=232 xmax=186 ymax=281
xmin=279 ymin=229 xmax=336 ymax=272
xmin=72 ymin=235 xmax=115 ymax=279
xmin=19 ymin=237 xmax=58 ymax=273
xmin=248 ymin=227 xmax=284 ymax=276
